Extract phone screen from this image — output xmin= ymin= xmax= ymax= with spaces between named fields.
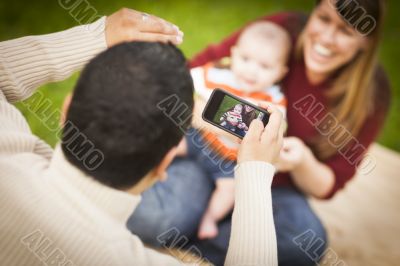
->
xmin=202 ymin=89 xmax=270 ymax=139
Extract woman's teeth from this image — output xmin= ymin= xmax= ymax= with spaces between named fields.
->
xmin=314 ymin=43 xmax=333 ymax=57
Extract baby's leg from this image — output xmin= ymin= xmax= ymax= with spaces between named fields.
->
xmin=198 ymin=178 xmax=235 ymax=240
xmin=175 ymin=137 xmax=188 ymax=157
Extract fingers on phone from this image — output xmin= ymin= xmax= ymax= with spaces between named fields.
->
xmin=256 ymin=100 xmax=268 ymax=109
xmin=244 ymin=119 xmax=264 ymax=142
xmin=261 ymin=108 xmax=283 ymax=144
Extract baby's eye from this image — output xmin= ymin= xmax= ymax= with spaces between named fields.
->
xmin=241 ymin=55 xmax=249 ymax=62
xmin=260 ymin=63 xmax=271 ymax=70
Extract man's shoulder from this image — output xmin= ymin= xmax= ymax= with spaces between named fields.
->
xmin=0 ymin=159 xmax=134 ymax=264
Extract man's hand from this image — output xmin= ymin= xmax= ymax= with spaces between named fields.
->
xmin=237 ymin=104 xmax=284 ymax=164
xmin=105 ymin=8 xmax=184 ymax=47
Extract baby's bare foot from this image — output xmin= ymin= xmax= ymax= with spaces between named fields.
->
xmin=197 ymin=215 xmax=218 ymax=240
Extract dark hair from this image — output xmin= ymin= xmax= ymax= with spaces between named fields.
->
xmin=61 ymin=42 xmax=194 ymax=190
xmin=241 ymin=108 xmax=257 ymax=127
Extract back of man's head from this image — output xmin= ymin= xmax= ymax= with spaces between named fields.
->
xmin=61 ymin=42 xmax=193 ymax=190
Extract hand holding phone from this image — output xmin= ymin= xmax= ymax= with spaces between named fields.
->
xmin=237 ymin=102 xmax=284 ymax=164
xmin=202 ymin=89 xmax=270 ymax=139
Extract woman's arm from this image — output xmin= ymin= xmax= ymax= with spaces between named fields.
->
xmin=279 ymin=68 xmax=391 ymax=199
xmin=225 ymin=104 xmax=283 ymax=266
xmin=281 ymin=139 xmax=335 ymax=199
xmin=278 ymin=89 xmax=390 ymax=200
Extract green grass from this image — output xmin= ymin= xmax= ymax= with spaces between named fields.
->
xmin=214 ymin=97 xmax=241 ymax=124
xmin=1 ymin=0 xmax=399 ymax=151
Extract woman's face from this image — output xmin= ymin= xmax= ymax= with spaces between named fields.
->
xmin=244 ymin=105 xmax=254 ymax=113
xmin=303 ymin=0 xmax=368 ymax=77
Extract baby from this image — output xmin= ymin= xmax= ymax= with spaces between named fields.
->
xmin=184 ymin=21 xmax=291 ymax=239
xmin=220 ymin=104 xmax=248 ymax=133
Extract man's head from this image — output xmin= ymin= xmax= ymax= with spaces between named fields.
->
xmin=231 ymin=21 xmax=291 ymax=93
xmin=61 ymin=42 xmax=194 ymax=192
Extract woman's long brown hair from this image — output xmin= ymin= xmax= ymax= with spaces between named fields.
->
xmin=296 ymin=0 xmax=386 ymax=160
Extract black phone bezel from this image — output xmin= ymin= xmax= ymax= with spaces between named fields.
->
xmin=202 ymin=88 xmax=270 ymax=139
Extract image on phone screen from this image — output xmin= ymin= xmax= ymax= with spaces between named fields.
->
xmin=202 ymin=89 xmax=270 ymax=139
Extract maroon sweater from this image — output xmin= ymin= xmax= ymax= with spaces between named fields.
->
xmin=190 ymin=12 xmax=391 ymax=199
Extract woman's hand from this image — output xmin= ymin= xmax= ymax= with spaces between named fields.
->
xmin=237 ymin=103 xmax=284 ymax=164
xmin=105 ymin=8 xmax=184 ymax=47
xmin=276 ymin=136 xmax=335 ymax=198
xmin=275 ymin=137 xmax=308 ymax=172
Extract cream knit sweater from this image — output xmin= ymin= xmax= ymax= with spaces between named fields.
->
xmin=0 ymin=17 xmax=277 ymax=266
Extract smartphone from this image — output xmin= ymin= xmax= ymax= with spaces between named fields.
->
xmin=202 ymin=89 xmax=270 ymax=139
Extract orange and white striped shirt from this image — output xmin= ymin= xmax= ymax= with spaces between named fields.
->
xmin=191 ymin=60 xmax=287 ymax=160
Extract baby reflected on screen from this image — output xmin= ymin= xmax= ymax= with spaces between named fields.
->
xmin=219 ymin=104 xmax=248 ymax=134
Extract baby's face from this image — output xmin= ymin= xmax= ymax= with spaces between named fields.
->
xmin=231 ymin=37 xmax=288 ymax=93
xmin=233 ymin=104 xmax=243 ymax=113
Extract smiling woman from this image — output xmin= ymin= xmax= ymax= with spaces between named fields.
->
xmin=299 ymin=0 xmax=386 ymax=160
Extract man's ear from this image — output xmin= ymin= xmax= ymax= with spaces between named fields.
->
xmin=154 ymin=146 xmax=178 ymax=182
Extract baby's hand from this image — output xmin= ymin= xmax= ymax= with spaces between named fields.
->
xmin=238 ymin=122 xmax=247 ymax=130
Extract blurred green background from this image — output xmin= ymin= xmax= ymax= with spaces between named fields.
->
xmin=1 ymin=0 xmax=399 ymax=151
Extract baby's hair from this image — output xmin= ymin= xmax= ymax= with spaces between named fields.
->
xmin=234 ymin=104 xmax=243 ymax=109
xmin=226 ymin=103 xmax=243 ymax=113
xmin=237 ymin=21 xmax=292 ymax=63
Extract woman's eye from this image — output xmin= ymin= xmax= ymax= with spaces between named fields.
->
xmin=318 ymin=14 xmax=330 ymax=23
xmin=241 ymin=55 xmax=249 ymax=62
xmin=340 ymin=26 xmax=353 ymax=36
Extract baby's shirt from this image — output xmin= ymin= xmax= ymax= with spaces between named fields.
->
xmin=222 ymin=110 xmax=243 ymax=126
xmin=191 ymin=60 xmax=287 ymax=116
xmin=191 ymin=59 xmax=287 ymax=160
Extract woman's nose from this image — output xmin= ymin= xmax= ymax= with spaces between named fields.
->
xmin=318 ymin=25 xmax=337 ymax=46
